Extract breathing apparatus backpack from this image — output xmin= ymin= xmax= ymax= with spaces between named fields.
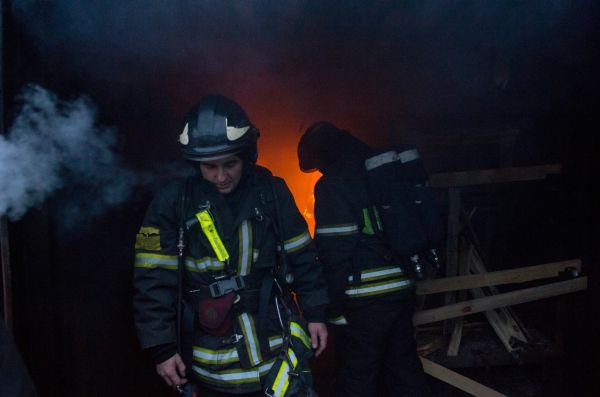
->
xmin=364 ymin=147 xmax=444 ymax=279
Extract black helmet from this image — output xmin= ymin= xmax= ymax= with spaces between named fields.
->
xmin=179 ymin=95 xmax=259 ymax=162
xmin=298 ymin=122 xmax=370 ymax=172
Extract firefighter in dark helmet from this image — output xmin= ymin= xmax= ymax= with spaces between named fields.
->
xmin=133 ymin=95 xmax=329 ymax=396
xmin=298 ymin=122 xmax=427 ymax=397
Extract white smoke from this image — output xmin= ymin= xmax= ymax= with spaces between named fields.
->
xmin=0 ymin=85 xmax=142 ymax=224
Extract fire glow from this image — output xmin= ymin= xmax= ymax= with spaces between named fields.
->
xmin=255 ymin=127 xmax=321 ymax=235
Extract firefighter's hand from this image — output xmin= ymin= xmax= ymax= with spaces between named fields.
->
xmin=308 ymin=322 xmax=328 ymax=357
xmin=156 ymin=353 xmax=188 ymax=388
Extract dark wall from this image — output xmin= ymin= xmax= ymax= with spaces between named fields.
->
xmin=3 ymin=1 xmax=600 ymax=396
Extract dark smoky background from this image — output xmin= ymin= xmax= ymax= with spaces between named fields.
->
xmin=1 ymin=1 xmax=599 ymax=396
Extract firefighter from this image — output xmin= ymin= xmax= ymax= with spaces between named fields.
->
xmin=298 ymin=122 xmax=427 ymax=397
xmin=133 ymin=95 xmax=328 ymax=396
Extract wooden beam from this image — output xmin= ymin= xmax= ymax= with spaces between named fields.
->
xmin=414 ymin=276 xmax=587 ymax=326
xmin=468 ymin=250 xmax=529 ymax=344
xmin=446 ymin=242 xmax=472 ymax=356
xmin=416 ymin=259 xmax=581 ymax=295
xmin=446 ymin=316 xmax=464 ymax=356
xmin=429 ymin=164 xmax=562 ymax=188
xmin=420 ymin=357 xmax=507 ymax=397
xmin=470 ymin=287 xmax=522 ymax=352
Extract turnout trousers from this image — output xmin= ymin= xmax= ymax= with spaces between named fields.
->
xmin=334 ymin=298 xmax=427 ymax=397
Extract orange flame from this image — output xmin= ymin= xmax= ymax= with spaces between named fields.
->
xmin=255 ymin=125 xmax=321 ymax=236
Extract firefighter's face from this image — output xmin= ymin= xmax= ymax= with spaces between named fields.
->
xmin=199 ymin=155 xmax=243 ymax=194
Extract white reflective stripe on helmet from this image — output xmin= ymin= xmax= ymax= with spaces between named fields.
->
xmin=314 ymin=223 xmax=359 ymax=236
xmin=348 ymin=266 xmax=404 ymax=283
xmin=345 ymin=278 xmax=413 ymax=298
xmin=134 ymin=253 xmax=178 ymax=269
xmin=364 ymin=150 xmax=398 ymax=171
xmin=238 ymin=313 xmax=262 ymax=366
xmin=237 ymin=220 xmax=253 ymax=276
xmin=184 ymin=256 xmax=225 ymax=272
xmin=397 ymin=149 xmax=420 ymax=163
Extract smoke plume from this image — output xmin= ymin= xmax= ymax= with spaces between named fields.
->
xmin=0 ymin=85 xmax=143 ymax=225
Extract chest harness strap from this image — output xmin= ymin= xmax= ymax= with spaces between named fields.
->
xmin=187 ymin=209 xmax=251 ymax=299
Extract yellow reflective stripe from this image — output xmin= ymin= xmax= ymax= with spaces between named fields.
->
xmin=348 ymin=266 xmax=404 ymax=283
xmin=315 ymin=223 xmax=359 ymax=236
xmin=192 ymin=359 xmax=275 ymax=385
xmin=134 ymin=253 xmax=178 ymax=269
xmin=196 ymin=210 xmax=230 ymax=262
xmin=193 ymin=346 xmax=239 ymax=365
xmin=282 ymin=230 xmax=311 ymax=253
xmin=269 ymin=335 xmax=283 ymax=351
xmin=184 ymin=256 xmax=225 ymax=272
xmin=290 ymin=322 xmax=311 ymax=350
xmin=345 ymin=278 xmax=413 ymax=298
xmin=271 ymin=348 xmax=298 ymax=397
xmin=239 ymin=313 xmax=262 ymax=366
xmin=237 ymin=221 xmax=252 ymax=276
xmin=135 ymin=226 xmax=161 ymax=250
xmin=362 ymin=208 xmax=374 ymax=235
xmin=328 ymin=315 xmax=348 ymax=325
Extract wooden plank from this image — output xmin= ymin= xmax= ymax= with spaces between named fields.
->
xmin=468 ymin=251 xmax=529 ymax=344
xmin=420 ymin=357 xmax=507 ymax=397
xmin=413 ymin=276 xmax=587 ymax=326
xmin=429 ymin=164 xmax=562 ymax=188
xmin=446 ymin=242 xmax=472 ymax=356
xmin=470 ymin=287 xmax=520 ymax=352
xmin=416 ymin=259 xmax=581 ymax=295
xmin=446 ymin=316 xmax=464 ymax=356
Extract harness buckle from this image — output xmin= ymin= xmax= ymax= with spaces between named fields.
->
xmin=208 ymin=276 xmax=245 ymax=298
xmin=222 ymin=333 xmax=243 ymax=345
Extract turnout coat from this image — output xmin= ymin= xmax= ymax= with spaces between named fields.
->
xmin=313 ymin=159 xmax=415 ymax=324
xmin=133 ymin=166 xmax=328 ymax=394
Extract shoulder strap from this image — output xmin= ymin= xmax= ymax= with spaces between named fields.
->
xmin=256 ymin=175 xmax=293 ymax=334
xmin=176 ymin=177 xmax=192 ymax=357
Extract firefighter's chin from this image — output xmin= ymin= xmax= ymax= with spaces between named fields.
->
xmin=217 ymin=183 xmax=233 ymax=194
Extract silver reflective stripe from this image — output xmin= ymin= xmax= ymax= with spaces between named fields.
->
xmin=239 ymin=313 xmax=262 ymax=366
xmin=290 ymin=322 xmax=311 ymax=349
xmin=397 ymin=149 xmax=420 ymax=163
xmin=348 ymin=266 xmax=404 ymax=282
xmin=364 ymin=150 xmax=398 ymax=171
xmin=272 ymin=348 xmax=298 ymax=397
xmin=193 ymin=346 xmax=239 ymax=365
xmin=314 ymin=224 xmax=359 ymax=236
xmin=282 ymin=230 xmax=311 ymax=253
xmin=192 ymin=359 xmax=274 ymax=385
xmin=184 ymin=256 xmax=225 ymax=272
xmin=345 ymin=279 xmax=413 ymax=298
xmin=269 ymin=335 xmax=283 ymax=351
xmin=238 ymin=221 xmax=252 ymax=276
xmin=134 ymin=253 xmax=178 ymax=269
